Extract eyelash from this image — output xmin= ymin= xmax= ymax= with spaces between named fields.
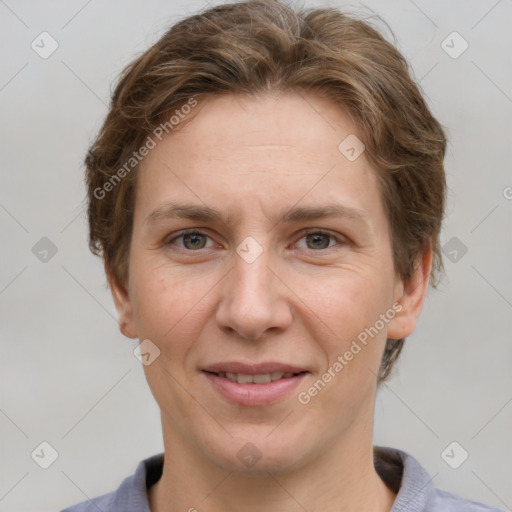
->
xmin=166 ymin=228 xmax=345 ymax=252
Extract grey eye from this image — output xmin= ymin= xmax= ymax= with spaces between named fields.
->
xmin=181 ymin=233 xmax=208 ymax=250
xmin=305 ymin=233 xmax=332 ymax=250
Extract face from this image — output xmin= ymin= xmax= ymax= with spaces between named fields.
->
xmin=110 ymin=92 xmax=429 ymax=474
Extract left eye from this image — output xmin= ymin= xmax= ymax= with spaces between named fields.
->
xmin=294 ymin=231 xmax=339 ymax=250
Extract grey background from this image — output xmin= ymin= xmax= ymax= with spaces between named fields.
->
xmin=1 ymin=0 xmax=511 ymax=511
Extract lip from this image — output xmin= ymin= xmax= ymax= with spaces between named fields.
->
xmin=201 ymin=362 xmax=309 ymax=406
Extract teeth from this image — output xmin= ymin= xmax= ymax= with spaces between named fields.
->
xmin=237 ymin=373 xmax=254 ymax=384
xmin=218 ymin=372 xmax=298 ymax=383
xmin=253 ymin=374 xmax=271 ymax=384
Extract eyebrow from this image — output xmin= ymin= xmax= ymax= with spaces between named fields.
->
xmin=144 ymin=201 xmax=369 ymax=227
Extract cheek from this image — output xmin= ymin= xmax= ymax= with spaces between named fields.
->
xmin=131 ymin=267 xmax=206 ymax=343
xmin=303 ymin=270 xmax=392 ymax=384
xmin=132 ymin=273 xmax=209 ymax=401
xmin=305 ymin=271 xmax=388 ymax=337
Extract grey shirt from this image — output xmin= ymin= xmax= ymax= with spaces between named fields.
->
xmin=61 ymin=446 xmax=505 ymax=511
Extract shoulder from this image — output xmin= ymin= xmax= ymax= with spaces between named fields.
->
xmin=59 ymin=453 xmax=164 ymax=512
xmin=60 ymin=491 xmax=115 ymax=512
xmin=374 ymin=446 xmax=506 ymax=512
xmin=427 ymin=488 xmax=507 ymax=512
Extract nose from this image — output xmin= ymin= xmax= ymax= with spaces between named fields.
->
xmin=215 ymin=246 xmax=293 ymax=341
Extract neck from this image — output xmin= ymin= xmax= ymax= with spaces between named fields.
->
xmin=148 ymin=420 xmax=396 ymax=512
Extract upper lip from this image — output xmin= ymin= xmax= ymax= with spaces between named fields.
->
xmin=202 ymin=362 xmax=309 ymax=375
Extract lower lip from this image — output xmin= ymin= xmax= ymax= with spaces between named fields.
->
xmin=202 ymin=371 xmax=308 ymax=406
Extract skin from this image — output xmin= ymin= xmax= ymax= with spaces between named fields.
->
xmin=108 ymin=92 xmax=431 ymax=512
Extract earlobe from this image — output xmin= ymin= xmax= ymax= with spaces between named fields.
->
xmin=387 ymin=247 xmax=432 ymax=340
xmin=105 ymin=262 xmax=138 ymax=339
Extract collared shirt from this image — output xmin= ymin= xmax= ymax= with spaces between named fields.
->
xmin=61 ymin=446 xmax=505 ymax=511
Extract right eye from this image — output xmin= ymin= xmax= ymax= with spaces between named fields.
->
xmin=167 ymin=230 xmax=216 ymax=251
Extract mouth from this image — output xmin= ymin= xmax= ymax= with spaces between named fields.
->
xmin=203 ymin=370 xmax=308 ymax=384
xmin=201 ymin=362 xmax=310 ymax=406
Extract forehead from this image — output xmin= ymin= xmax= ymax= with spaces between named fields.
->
xmin=135 ymin=92 xmax=386 ymax=231
xmin=166 ymin=92 xmax=360 ymax=159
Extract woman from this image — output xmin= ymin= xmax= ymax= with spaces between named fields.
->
xmin=62 ymin=1 xmax=504 ymax=510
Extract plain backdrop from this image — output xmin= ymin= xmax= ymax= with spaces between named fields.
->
xmin=1 ymin=0 xmax=511 ymax=511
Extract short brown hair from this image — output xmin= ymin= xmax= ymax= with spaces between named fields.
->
xmin=85 ymin=0 xmax=447 ymax=382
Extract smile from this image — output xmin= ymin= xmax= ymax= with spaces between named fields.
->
xmin=207 ymin=371 xmax=305 ymax=384
xmin=201 ymin=367 xmax=309 ymax=406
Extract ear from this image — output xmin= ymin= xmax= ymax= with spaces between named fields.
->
xmin=387 ymin=246 xmax=432 ymax=340
xmin=105 ymin=261 xmax=138 ymax=339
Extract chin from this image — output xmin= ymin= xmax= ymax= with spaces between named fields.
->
xmin=203 ymin=429 xmax=314 ymax=476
